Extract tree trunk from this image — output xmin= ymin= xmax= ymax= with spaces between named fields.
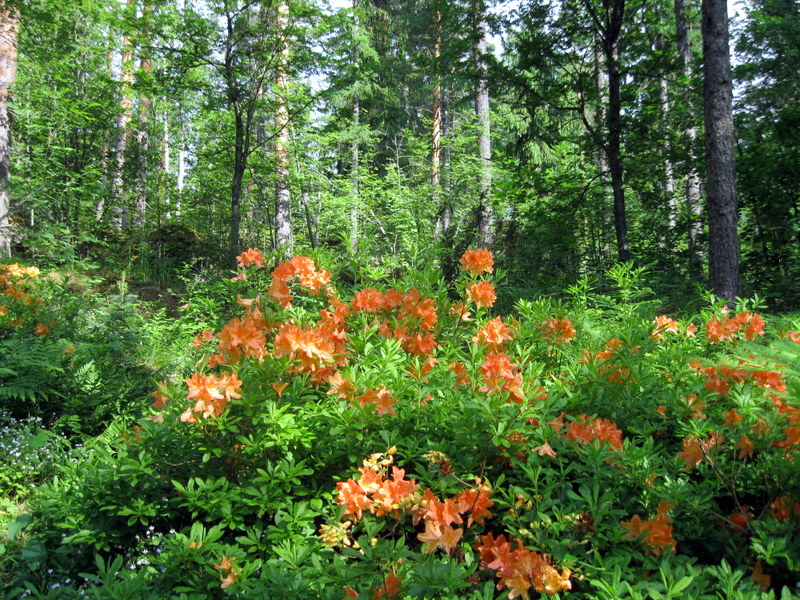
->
xmin=350 ymin=0 xmax=360 ymax=252
xmin=474 ymin=2 xmax=493 ymax=247
xmin=675 ymin=0 xmax=703 ymax=276
xmin=229 ymin=108 xmax=246 ymax=268
xmin=134 ymin=0 xmax=153 ymax=227
xmin=274 ymin=0 xmax=293 ymax=255
xmin=112 ymin=0 xmax=137 ymax=230
xmin=602 ymin=0 xmax=630 ymax=262
xmin=702 ymin=0 xmax=739 ymax=301
xmin=0 ymin=1 xmax=19 ymax=258
xmin=655 ymin=31 xmax=676 ymax=231
xmin=431 ymin=3 xmax=442 ymax=196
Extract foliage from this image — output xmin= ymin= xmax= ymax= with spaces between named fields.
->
xmin=2 ymin=250 xmax=798 ymax=599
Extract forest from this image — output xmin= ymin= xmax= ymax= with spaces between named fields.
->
xmin=0 ymin=0 xmax=799 ymax=598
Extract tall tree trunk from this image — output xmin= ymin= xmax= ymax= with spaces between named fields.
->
xmin=0 ymin=1 xmax=18 ymax=258
xmin=274 ymin=0 xmax=293 ymax=255
xmin=112 ymin=0 xmax=136 ymax=230
xmin=602 ymin=0 xmax=630 ymax=262
xmin=134 ymin=0 xmax=152 ymax=227
xmin=702 ymin=0 xmax=739 ymax=301
xmin=431 ymin=2 xmax=442 ymax=206
xmin=593 ymin=42 xmax=613 ymax=261
xmin=655 ymin=31 xmax=676 ymax=231
xmin=474 ymin=2 xmax=493 ymax=247
xmin=229 ymin=108 xmax=246 ymax=268
xmin=675 ymin=0 xmax=703 ymax=276
xmin=162 ymin=101 xmax=170 ymax=220
xmin=350 ymin=0 xmax=360 ymax=252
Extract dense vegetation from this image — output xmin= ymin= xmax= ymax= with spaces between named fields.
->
xmin=0 ymin=251 xmax=799 ymax=598
xmin=1 ymin=0 xmax=800 ymax=598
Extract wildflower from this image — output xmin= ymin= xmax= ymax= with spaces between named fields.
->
xmin=459 ymin=248 xmax=494 ymax=275
xmin=467 ymin=281 xmax=496 ymax=308
xmin=236 ymin=248 xmax=264 ymax=269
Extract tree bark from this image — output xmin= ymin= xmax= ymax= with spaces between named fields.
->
xmin=602 ymin=0 xmax=630 ymax=262
xmin=134 ymin=0 xmax=153 ymax=227
xmin=675 ymin=0 xmax=703 ymax=275
xmin=112 ymin=0 xmax=137 ymax=230
xmin=0 ymin=1 xmax=18 ymax=258
xmin=702 ymin=0 xmax=739 ymax=301
xmin=350 ymin=0 xmax=360 ymax=252
xmin=274 ymin=0 xmax=293 ymax=255
xmin=474 ymin=1 xmax=493 ymax=247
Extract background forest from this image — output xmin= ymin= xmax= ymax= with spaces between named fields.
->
xmin=0 ymin=0 xmax=797 ymax=307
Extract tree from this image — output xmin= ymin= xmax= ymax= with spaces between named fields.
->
xmin=474 ymin=0 xmax=493 ymax=247
xmin=702 ymin=0 xmax=739 ymax=301
xmin=274 ymin=0 xmax=293 ymax=255
xmin=0 ymin=0 xmax=19 ymax=258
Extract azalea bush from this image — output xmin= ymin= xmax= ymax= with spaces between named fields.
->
xmin=2 ymin=250 xmax=800 ymax=599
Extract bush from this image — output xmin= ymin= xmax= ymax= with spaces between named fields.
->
xmin=3 ymin=252 xmax=799 ymax=599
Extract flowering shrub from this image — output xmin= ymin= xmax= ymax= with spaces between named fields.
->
xmin=3 ymin=252 xmax=799 ymax=598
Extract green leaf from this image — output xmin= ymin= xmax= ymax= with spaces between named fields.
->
xmin=8 ymin=514 xmax=32 ymax=541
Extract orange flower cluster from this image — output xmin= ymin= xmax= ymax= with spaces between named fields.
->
xmin=356 ymin=385 xmax=397 ymax=416
xmin=459 ymin=248 xmax=494 ymax=275
xmin=236 ymin=248 xmax=264 ymax=269
xmin=213 ymin=555 xmax=238 ymax=589
xmin=580 ymin=339 xmax=634 ymax=384
xmin=479 ymin=352 xmax=524 ymax=403
xmin=678 ymin=434 xmax=723 ymax=470
xmin=350 ymin=287 xmax=439 ymax=357
xmin=268 ymin=256 xmax=332 ymax=308
xmin=539 ymin=317 xmax=576 ymax=345
xmin=416 ymin=483 xmax=494 ymax=555
xmin=770 ymin=496 xmax=800 ymax=522
xmin=476 ymin=532 xmax=571 ymax=598
xmin=474 ymin=316 xmax=514 ymax=350
xmin=217 ymin=316 xmax=267 ymax=361
xmin=705 ymin=311 xmax=765 ymax=343
xmin=467 ymin=280 xmax=497 ymax=308
xmin=690 ymin=361 xmax=787 ymax=397
xmin=180 ymin=371 xmax=242 ymax=423
xmin=335 ymin=452 xmax=420 ymax=521
xmin=1 ymin=263 xmax=45 ymax=331
xmin=621 ymin=500 xmax=676 ymax=555
xmin=651 ymin=315 xmax=681 ymax=341
xmin=274 ymin=321 xmax=337 ymax=377
xmin=563 ymin=414 xmax=623 ymax=451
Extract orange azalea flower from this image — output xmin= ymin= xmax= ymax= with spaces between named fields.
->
xmin=474 ymin=316 xmax=513 ymax=349
xmin=467 ymin=280 xmax=496 ymax=308
xmin=371 ymin=571 xmax=402 ymax=600
xmin=236 ymin=248 xmax=264 ymax=268
xmin=418 ymin=521 xmax=463 ymax=555
xmin=352 ymin=288 xmax=384 ymax=313
xmin=736 ymin=435 xmax=755 ymax=459
xmin=218 ymin=316 xmax=266 ymax=360
xmin=213 ymin=556 xmax=238 ymax=589
xmin=750 ymin=561 xmax=771 ymax=593
xmin=356 ymin=386 xmax=397 ymax=416
xmin=476 ymin=532 xmax=571 ymax=597
xmin=328 ymin=371 xmax=356 ymax=400
xmin=459 ymin=248 xmax=494 ymax=275
xmin=273 ymin=322 xmax=336 ymax=374
xmin=151 ymin=380 xmax=170 ymax=409
xmin=651 ymin=315 xmax=680 ymax=341
xmin=539 ymin=316 xmax=576 ymax=345
xmin=770 ymin=496 xmax=800 ymax=522
xmin=33 ymin=321 xmax=52 ymax=336
xmin=270 ymin=382 xmax=289 ymax=397
xmin=622 ymin=510 xmax=676 ymax=556
xmin=564 ymin=414 xmax=623 ymax=451
xmin=449 ymin=361 xmax=471 ymax=387
xmin=479 ymin=352 xmax=517 ymax=392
